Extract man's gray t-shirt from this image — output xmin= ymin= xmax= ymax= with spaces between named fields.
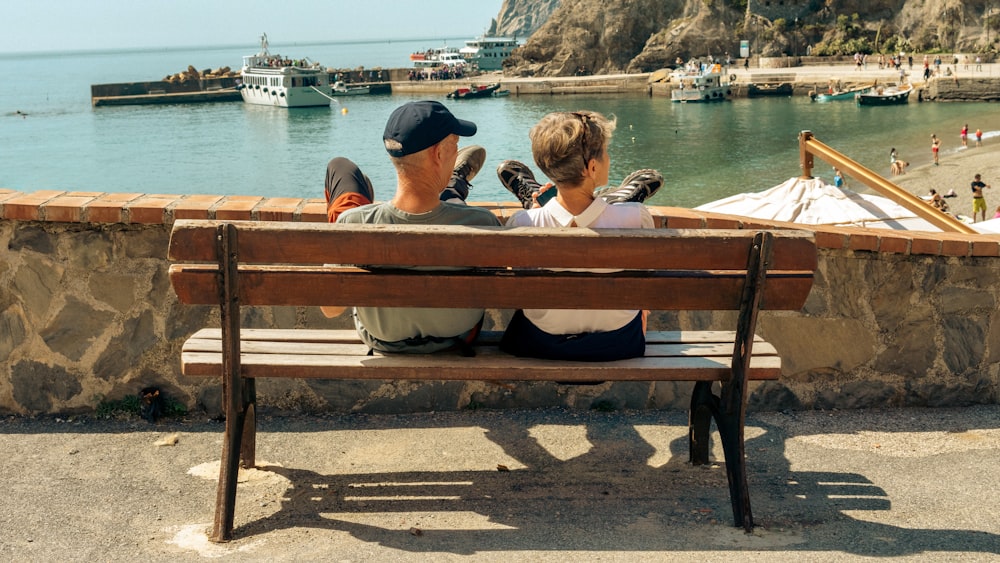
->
xmin=336 ymin=201 xmax=501 ymax=352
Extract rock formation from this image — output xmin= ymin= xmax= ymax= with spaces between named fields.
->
xmin=497 ymin=0 xmax=999 ymax=77
xmin=488 ymin=0 xmax=562 ymax=38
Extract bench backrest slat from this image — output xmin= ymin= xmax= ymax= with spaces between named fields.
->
xmin=170 ymin=266 xmax=814 ymax=311
xmin=168 ymin=220 xmax=817 ymax=313
xmin=168 ymin=220 xmax=818 ymax=271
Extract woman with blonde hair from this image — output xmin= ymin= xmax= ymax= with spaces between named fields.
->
xmin=496 ymin=110 xmax=662 ymax=361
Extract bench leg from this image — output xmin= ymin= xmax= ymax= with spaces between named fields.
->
xmin=715 ymin=397 xmax=754 ymax=532
xmin=240 ymin=378 xmax=257 ymax=468
xmin=689 ymin=381 xmax=718 ymax=466
xmin=688 ymin=381 xmax=754 ymax=532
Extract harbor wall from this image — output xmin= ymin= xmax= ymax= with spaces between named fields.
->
xmin=0 ymin=188 xmax=997 ymax=416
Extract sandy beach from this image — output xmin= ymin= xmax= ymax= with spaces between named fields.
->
xmin=852 ymin=131 xmax=1000 ymax=224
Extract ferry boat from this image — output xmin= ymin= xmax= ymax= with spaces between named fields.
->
xmin=410 ymin=46 xmax=460 ymax=62
xmin=459 ymin=36 xmax=518 ymax=71
xmin=670 ymin=64 xmax=731 ymax=103
xmin=413 ymin=51 xmax=467 ymax=69
xmin=238 ymin=34 xmax=331 ymax=108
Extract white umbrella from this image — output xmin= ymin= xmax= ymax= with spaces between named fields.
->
xmin=695 ymin=176 xmax=942 ymax=231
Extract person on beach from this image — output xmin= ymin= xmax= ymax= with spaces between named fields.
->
xmin=961 ymin=124 xmax=968 ymax=147
xmin=496 ymin=110 xmax=663 ymax=361
xmin=321 ymin=100 xmax=502 ymax=354
xmin=993 ymin=205 xmax=1000 ymax=219
xmin=931 ymin=134 xmax=941 ymax=165
xmin=834 ymin=168 xmax=845 ymax=188
xmin=929 ymin=189 xmax=948 ymax=213
xmin=976 ymin=128 xmax=983 ymax=147
xmin=889 ymin=148 xmax=907 ymax=176
xmin=971 ymin=173 xmax=992 ymax=222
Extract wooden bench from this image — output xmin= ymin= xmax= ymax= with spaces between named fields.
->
xmin=168 ymin=220 xmax=817 ymax=541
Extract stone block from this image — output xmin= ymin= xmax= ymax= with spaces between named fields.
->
xmin=14 ymin=253 xmax=64 ymax=321
xmin=306 ymin=379 xmax=384 ymax=412
xmin=941 ymin=315 xmax=986 ymax=374
xmin=873 ymin=315 xmax=937 ymax=378
xmin=814 ymin=380 xmax=898 ymax=409
xmin=89 ymin=273 xmax=137 ymax=312
xmin=11 ymin=360 xmax=83 ymax=413
xmin=93 ymin=311 xmax=157 ymax=380
xmin=69 ymin=230 xmax=114 ymax=271
xmin=760 ymin=316 xmax=875 ymax=376
xmin=40 ymin=296 xmax=115 ymax=362
xmin=0 ymin=305 xmax=28 ymax=361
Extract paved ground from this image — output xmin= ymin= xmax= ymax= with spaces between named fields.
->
xmin=1 ymin=405 xmax=998 ymax=561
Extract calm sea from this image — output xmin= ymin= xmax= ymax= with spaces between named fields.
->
xmin=4 ymin=39 xmax=1000 ymax=208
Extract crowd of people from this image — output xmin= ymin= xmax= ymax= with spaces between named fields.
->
xmin=407 ymin=66 xmax=465 ymax=81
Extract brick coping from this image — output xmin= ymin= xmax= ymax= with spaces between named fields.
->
xmin=1 ymin=188 xmax=997 ymax=258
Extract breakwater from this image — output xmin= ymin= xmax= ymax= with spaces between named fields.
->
xmin=91 ymin=68 xmax=1000 ymax=107
xmin=0 ymin=188 xmax=997 ymax=416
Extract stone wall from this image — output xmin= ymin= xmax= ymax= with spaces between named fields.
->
xmin=0 ymin=188 xmax=997 ymax=416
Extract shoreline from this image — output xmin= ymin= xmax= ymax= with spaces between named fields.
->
xmin=887 ymin=137 xmax=1000 ymax=223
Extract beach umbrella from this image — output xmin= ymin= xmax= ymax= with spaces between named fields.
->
xmin=695 ymin=176 xmax=941 ymax=231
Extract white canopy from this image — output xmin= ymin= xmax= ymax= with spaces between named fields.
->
xmin=695 ymin=177 xmax=942 ymax=231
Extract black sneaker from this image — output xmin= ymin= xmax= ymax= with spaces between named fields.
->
xmin=497 ymin=160 xmax=542 ymax=209
xmin=595 ymin=169 xmax=664 ymax=204
xmin=441 ymin=145 xmax=486 ymax=202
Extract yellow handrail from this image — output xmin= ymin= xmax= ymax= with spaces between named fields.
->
xmin=798 ymin=130 xmax=976 ymax=234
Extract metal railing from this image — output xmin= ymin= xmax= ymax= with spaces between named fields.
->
xmin=798 ymin=130 xmax=977 ymax=234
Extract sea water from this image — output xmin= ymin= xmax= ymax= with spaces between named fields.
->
xmin=4 ymin=39 xmax=1000 ymax=208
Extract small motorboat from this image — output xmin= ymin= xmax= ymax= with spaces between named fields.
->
xmin=748 ymin=83 xmax=793 ymax=97
xmin=446 ymin=83 xmax=502 ymax=99
xmin=856 ymin=83 xmax=913 ymax=106
xmin=332 ymin=81 xmax=369 ymax=96
xmin=811 ymin=83 xmax=873 ymax=102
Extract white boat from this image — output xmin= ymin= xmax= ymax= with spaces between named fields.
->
xmin=459 ymin=36 xmax=518 ymax=71
xmin=238 ymin=34 xmax=330 ymax=108
xmin=412 ymin=49 xmax=466 ymax=69
xmin=410 ymin=46 xmax=459 ymax=62
xmin=332 ymin=81 xmax=369 ymax=96
xmin=670 ymin=64 xmax=732 ymax=103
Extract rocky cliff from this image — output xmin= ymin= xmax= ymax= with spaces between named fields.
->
xmin=488 ymin=0 xmax=561 ymax=38
xmin=497 ymin=0 xmax=998 ymax=77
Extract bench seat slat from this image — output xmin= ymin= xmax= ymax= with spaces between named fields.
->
xmin=187 ymin=328 xmax=767 ymax=345
xmin=182 ymin=336 xmax=777 ymax=358
xmin=180 ymin=329 xmax=781 ymax=381
xmin=181 ymin=350 xmax=781 ymax=381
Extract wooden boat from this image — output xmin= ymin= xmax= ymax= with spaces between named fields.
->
xmin=811 ymin=85 xmax=872 ymax=102
xmin=856 ymin=84 xmax=912 ymax=106
xmin=748 ymin=83 xmax=793 ymax=97
xmin=446 ymin=83 xmax=502 ymax=99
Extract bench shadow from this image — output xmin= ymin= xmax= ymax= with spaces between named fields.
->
xmin=230 ymin=411 xmax=1000 ymax=556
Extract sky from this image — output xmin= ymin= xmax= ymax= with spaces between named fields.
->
xmin=1 ymin=0 xmax=503 ymax=54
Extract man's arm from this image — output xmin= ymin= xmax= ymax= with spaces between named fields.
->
xmin=321 ymin=306 xmax=348 ymax=318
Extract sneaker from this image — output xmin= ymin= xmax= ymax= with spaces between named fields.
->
xmin=497 ymin=160 xmax=542 ymax=209
xmin=595 ymin=169 xmax=664 ymax=204
xmin=442 ymin=145 xmax=486 ymax=201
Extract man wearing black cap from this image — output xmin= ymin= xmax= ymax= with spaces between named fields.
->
xmin=321 ymin=100 xmax=501 ymax=354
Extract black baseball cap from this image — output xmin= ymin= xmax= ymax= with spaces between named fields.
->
xmin=383 ymin=101 xmax=477 ymax=157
